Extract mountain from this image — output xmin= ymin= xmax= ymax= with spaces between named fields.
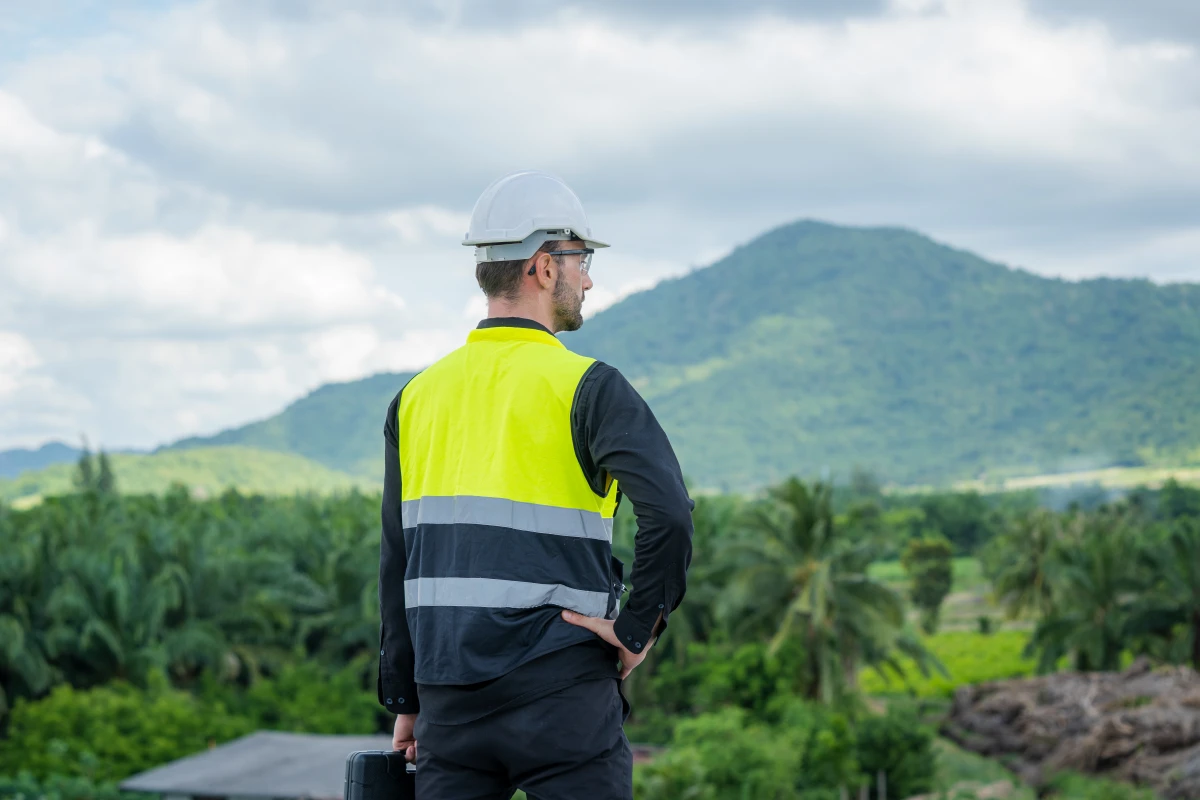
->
xmin=0 ymin=446 xmax=369 ymax=506
xmin=167 ymin=372 xmax=416 ymax=479
xmin=166 ymin=221 xmax=1200 ymax=489
xmin=564 ymin=221 xmax=1200 ymax=487
xmin=0 ymin=442 xmax=82 ymax=479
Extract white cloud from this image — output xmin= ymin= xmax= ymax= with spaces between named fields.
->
xmin=985 ymin=225 xmax=1200 ymax=283
xmin=0 ymin=331 xmax=40 ymax=397
xmin=5 ymin=224 xmax=404 ymax=334
xmin=10 ymin=0 xmax=1196 ymax=211
xmin=0 ymin=0 xmax=1197 ymax=451
xmin=303 ymin=324 xmax=459 ymax=384
xmin=386 ymin=206 xmax=470 ymax=245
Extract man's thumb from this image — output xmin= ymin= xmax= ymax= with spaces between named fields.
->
xmin=561 ymin=609 xmax=595 ymax=630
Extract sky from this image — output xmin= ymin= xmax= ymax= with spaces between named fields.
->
xmin=1 ymin=0 xmax=1198 ymax=452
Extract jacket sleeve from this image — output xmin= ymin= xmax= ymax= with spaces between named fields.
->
xmin=379 ymin=389 xmax=419 ymax=713
xmin=572 ymin=362 xmax=694 ymax=656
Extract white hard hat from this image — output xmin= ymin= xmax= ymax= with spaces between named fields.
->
xmin=463 ymin=170 xmax=609 ymax=263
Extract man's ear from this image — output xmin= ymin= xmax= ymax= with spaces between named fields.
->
xmin=530 ymin=253 xmax=556 ymax=289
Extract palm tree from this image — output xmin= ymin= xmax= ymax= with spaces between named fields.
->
xmin=43 ymin=527 xmax=177 ymax=686
xmin=1126 ymin=517 xmax=1200 ymax=669
xmin=0 ymin=518 xmax=61 ymax=717
xmin=984 ymin=507 xmax=1060 ymax=620
xmin=723 ymin=477 xmax=938 ymax=703
xmin=1026 ymin=511 xmax=1142 ymax=673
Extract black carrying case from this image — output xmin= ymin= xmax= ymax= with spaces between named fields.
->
xmin=344 ymin=750 xmax=415 ymax=800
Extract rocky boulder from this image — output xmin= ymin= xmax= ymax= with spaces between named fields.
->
xmin=942 ymin=658 xmax=1200 ymax=799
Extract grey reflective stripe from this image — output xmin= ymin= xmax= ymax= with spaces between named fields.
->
xmin=405 ymin=577 xmax=610 ymax=618
xmin=401 ymin=496 xmax=612 ymax=541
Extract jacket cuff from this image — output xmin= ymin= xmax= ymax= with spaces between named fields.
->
xmin=378 ymin=663 xmax=420 ymax=714
xmin=613 ymin=597 xmax=666 ymax=655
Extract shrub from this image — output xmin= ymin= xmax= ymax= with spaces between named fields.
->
xmin=854 ymin=703 xmax=936 ymax=800
xmin=777 ymin=701 xmax=859 ymax=796
xmin=670 ymin=708 xmax=802 ymax=798
xmin=633 ymin=706 xmax=830 ymax=800
xmin=641 ymin=639 xmax=806 ymax=726
xmin=0 ymin=673 xmax=253 ymax=782
xmin=634 ymin=701 xmax=929 ymax=800
xmin=197 ymin=657 xmax=384 ymax=735
xmin=693 ymin=640 xmax=806 ymax=721
xmin=0 ymin=772 xmax=138 ymax=800
xmin=903 ymin=538 xmax=954 ymax=634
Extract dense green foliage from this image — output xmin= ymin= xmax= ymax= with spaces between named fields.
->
xmin=0 ymin=481 xmax=385 ymax=723
xmin=0 ymin=772 xmax=138 ymax=800
xmin=983 ymin=480 xmax=1200 ymax=673
xmin=164 ymin=221 xmax=1200 ymax=489
xmin=1 ymin=473 xmax=944 ymax=797
xmin=0 ymin=677 xmax=253 ymax=782
xmin=7 ymin=472 xmax=1197 ymax=798
xmin=0 ymin=445 xmax=366 ymax=505
xmin=0 ymin=662 xmax=383 ymax=784
xmin=717 ymin=478 xmax=937 ymax=703
xmin=634 ymin=703 xmax=934 ymax=800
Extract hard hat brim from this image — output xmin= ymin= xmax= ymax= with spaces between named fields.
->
xmin=463 ymin=227 xmax=609 ymax=249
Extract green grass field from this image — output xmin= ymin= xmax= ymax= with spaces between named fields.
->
xmin=861 ymin=630 xmax=1036 ymax=698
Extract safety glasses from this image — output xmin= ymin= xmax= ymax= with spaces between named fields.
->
xmin=553 ymin=249 xmax=594 ymax=275
xmin=527 ymin=248 xmax=595 ymax=276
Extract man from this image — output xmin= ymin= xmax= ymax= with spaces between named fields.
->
xmin=378 ymin=170 xmax=694 ymax=799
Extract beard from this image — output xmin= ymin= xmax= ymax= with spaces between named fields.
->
xmin=551 ymin=271 xmax=584 ymax=332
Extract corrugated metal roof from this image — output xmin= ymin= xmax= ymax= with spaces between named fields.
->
xmin=119 ymin=731 xmax=395 ymax=799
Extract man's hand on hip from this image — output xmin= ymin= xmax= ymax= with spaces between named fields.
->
xmin=561 ymin=609 xmax=653 ymax=679
xmin=392 ymin=713 xmax=418 ymax=763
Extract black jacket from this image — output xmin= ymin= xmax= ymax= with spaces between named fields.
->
xmin=378 ymin=318 xmax=694 ymax=719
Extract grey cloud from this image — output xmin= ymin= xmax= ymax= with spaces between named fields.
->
xmin=238 ymin=0 xmax=1200 ymax=44
xmin=16 ymin=1 xmax=1197 ymax=226
xmin=245 ymin=0 xmax=885 ymax=31
xmin=1030 ymin=0 xmax=1200 ymax=44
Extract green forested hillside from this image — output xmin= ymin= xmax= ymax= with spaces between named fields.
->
xmin=565 ymin=221 xmax=1200 ymax=488
xmin=0 ymin=446 xmax=367 ymax=504
xmin=166 ymin=221 xmax=1200 ymax=489
xmin=167 ymin=372 xmax=416 ymax=479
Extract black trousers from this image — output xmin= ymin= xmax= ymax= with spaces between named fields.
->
xmin=414 ymin=678 xmax=632 ymax=800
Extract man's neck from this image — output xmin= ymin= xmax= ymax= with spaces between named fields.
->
xmin=486 ymin=299 xmax=557 ymax=334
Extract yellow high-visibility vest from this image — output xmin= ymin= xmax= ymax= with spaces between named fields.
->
xmin=398 ymin=324 xmax=621 ymax=684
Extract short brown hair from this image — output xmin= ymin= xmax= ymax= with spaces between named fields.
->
xmin=475 ymin=239 xmax=563 ymax=300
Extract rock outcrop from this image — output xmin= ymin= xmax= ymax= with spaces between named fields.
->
xmin=942 ymin=658 xmax=1200 ymax=799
